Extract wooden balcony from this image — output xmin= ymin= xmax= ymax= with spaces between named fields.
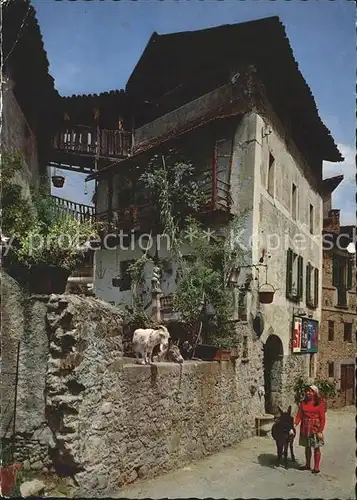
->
xmin=52 ymin=196 xmax=95 ymax=223
xmin=50 ymin=126 xmax=133 ymax=173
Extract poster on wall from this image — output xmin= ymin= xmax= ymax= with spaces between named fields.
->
xmin=304 ymin=318 xmax=319 ymax=353
xmin=292 ymin=316 xmax=302 ymax=353
xmin=292 ymin=317 xmax=319 ymax=354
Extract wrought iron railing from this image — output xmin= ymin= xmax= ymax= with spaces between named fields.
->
xmin=52 ymin=196 xmax=95 ymax=223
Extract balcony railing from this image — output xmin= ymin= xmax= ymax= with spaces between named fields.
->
xmin=52 ymin=196 xmax=95 ymax=223
xmin=52 ymin=126 xmax=133 ymax=159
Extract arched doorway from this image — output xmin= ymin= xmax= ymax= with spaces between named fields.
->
xmin=264 ymin=334 xmax=284 ymax=414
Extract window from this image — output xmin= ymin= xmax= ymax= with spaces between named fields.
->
xmin=291 ymin=183 xmax=297 ymax=220
xmin=237 ymin=289 xmax=247 ymax=321
xmin=306 ymin=262 xmax=319 ymax=308
xmin=328 ymin=321 xmax=334 ymax=341
xmin=333 ymin=255 xmax=352 ymax=307
xmin=267 ymin=153 xmax=275 ymax=196
xmin=286 ymin=248 xmax=303 ymax=301
xmin=309 ymin=204 xmax=314 ymax=234
xmin=343 ymin=322 xmax=352 ymax=343
xmin=328 ymin=362 xmax=334 ymax=378
xmin=120 ymin=260 xmax=135 ymax=291
xmin=242 ymin=335 xmax=249 ymax=359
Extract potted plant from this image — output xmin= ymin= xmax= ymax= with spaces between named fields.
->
xmin=258 ymin=283 xmax=277 ymax=304
xmin=292 ymin=377 xmax=337 ymax=410
xmin=10 ymin=193 xmax=100 ymax=294
xmin=315 ymin=379 xmax=337 ymax=410
xmin=112 ymin=275 xmax=122 ymax=288
xmin=51 ymin=174 xmax=65 ymax=188
xmin=0 ymin=462 xmax=22 ymax=496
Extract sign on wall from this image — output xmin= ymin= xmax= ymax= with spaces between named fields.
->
xmin=292 ymin=316 xmax=319 ymax=354
xmin=292 ymin=316 xmax=302 ymax=353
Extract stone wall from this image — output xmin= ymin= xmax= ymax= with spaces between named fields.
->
xmin=2 ymin=288 xmax=265 ymax=493
xmin=317 ymin=239 xmax=356 ymax=408
xmin=1 ymin=273 xmax=52 ymax=470
xmin=2 ymin=81 xmax=40 ymax=197
xmin=45 ymin=295 xmax=264 ymax=496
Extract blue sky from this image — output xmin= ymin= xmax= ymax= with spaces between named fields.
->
xmin=33 ymin=0 xmax=355 ymax=224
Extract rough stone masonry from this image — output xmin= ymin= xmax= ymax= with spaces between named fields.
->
xmin=2 ymin=287 xmax=265 ymax=495
xmin=45 ymin=295 xmax=265 ymax=496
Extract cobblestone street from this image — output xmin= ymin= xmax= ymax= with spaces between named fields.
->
xmin=115 ymin=407 xmax=355 ymax=499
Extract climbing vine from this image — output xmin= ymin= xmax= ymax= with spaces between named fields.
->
xmin=126 ymin=148 xmax=250 ymax=348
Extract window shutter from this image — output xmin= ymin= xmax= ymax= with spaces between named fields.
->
xmin=332 ymin=254 xmax=339 ymax=287
xmin=314 ymin=267 xmax=319 ymax=307
xmin=347 ymin=258 xmax=353 ymax=290
xmin=286 ymin=249 xmax=293 ymax=298
xmin=298 ymin=256 xmax=303 ymax=299
xmin=306 ymin=263 xmax=311 ymax=304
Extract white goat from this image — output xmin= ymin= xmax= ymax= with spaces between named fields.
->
xmin=132 ymin=325 xmax=170 ymax=365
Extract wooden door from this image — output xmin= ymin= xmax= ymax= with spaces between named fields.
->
xmin=340 ymin=364 xmax=355 ymax=406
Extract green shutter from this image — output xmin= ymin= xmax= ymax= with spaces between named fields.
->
xmin=314 ymin=267 xmax=319 ymax=307
xmin=298 ymin=256 xmax=303 ymax=300
xmin=306 ymin=263 xmax=311 ymax=304
xmin=286 ymin=249 xmax=293 ymax=298
xmin=347 ymin=258 xmax=353 ymax=290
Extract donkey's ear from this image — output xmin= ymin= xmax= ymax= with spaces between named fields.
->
xmin=287 ymin=405 xmax=292 ymax=415
xmin=277 ymin=406 xmax=283 ymax=414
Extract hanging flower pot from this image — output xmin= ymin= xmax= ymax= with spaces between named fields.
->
xmin=112 ymin=276 xmax=122 ymax=288
xmin=258 ymin=283 xmax=277 ymax=304
xmin=52 ymin=175 xmax=65 ymax=188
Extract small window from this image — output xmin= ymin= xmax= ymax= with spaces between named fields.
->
xmin=309 ymin=353 xmax=315 ymax=378
xmin=343 ymin=322 xmax=353 ymax=343
xmin=309 ymin=204 xmax=314 ymax=234
xmin=267 ymin=153 xmax=275 ymax=196
xmin=328 ymin=321 xmax=334 ymax=341
xmin=120 ymin=260 xmax=135 ymax=291
xmin=328 ymin=361 xmax=334 ymax=378
xmin=238 ymin=290 xmax=247 ymax=321
xmin=306 ymin=263 xmax=319 ymax=308
xmin=242 ymin=335 xmax=249 ymax=359
xmin=286 ymin=249 xmax=303 ymax=301
xmin=291 ymin=183 xmax=297 ymax=220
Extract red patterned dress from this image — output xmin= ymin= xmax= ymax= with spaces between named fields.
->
xmin=295 ymin=400 xmax=326 ymax=448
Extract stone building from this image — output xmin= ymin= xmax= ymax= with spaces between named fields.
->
xmin=1 ymin=0 xmax=58 ymax=194
xmin=316 ymin=192 xmax=356 ymax=407
xmin=81 ymin=17 xmax=343 ymax=411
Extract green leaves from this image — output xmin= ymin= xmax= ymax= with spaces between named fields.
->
xmin=2 ymin=150 xmax=99 ymax=271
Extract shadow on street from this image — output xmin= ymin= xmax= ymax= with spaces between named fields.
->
xmin=257 ymin=453 xmax=301 ymax=470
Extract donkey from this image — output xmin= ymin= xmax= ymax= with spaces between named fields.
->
xmin=271 ymin=405 xmax=296 ymax=468
xmin=151 ymin=338 xmax=184 ymax=364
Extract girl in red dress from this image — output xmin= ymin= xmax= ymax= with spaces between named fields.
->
xmin=294 ymin=385 xmax=326 ymax=474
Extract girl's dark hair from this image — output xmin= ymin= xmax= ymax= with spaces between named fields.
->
xmin=303 ymin=393 xmax=321 ymax=406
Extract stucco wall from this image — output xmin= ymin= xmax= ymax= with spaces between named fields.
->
xmin=244 ymin=112 xmax=324 ymax=407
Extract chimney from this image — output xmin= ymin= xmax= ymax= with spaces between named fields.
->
xmin=328 ymin=209 xmax=340 ymax=232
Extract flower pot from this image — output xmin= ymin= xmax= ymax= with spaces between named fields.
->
xmin=0 ymin=463 xmax=22 ymax=496
xmin=230 ymin=347 xmax=239 ymax=359
xmin=258 ymin=291 xmax=275 ymax=304
xmin=112 ymin=276 xmax=122 ymax=288
xmin=194 ymin=344 xmax=218 ymax=361
xmin=29 ymin=264 xmax=70 ymax=294
xmin=52 ymin=175 xmax=65 ymax=188
xmin=213 ymin=349 xmax=231 ymax=361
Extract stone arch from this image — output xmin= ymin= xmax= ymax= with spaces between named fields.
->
xmin=263 ymin=334 xmax=284 ymax=414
